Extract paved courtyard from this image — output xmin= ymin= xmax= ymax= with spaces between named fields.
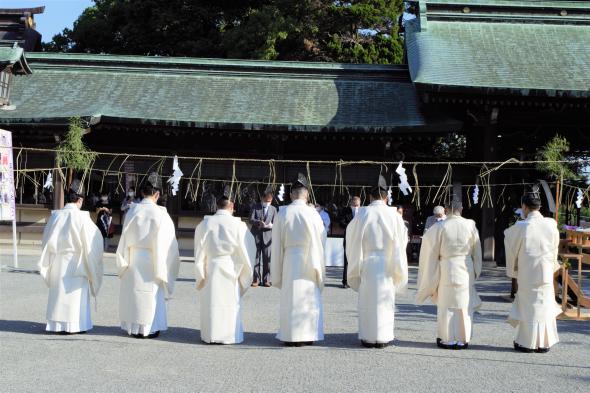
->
xmin=1 ymin=249 xmax=589 ymax=392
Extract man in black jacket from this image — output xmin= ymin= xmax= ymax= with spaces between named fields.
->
xmin=339 ymin=196 xmax=361 ymax=288
xmin=249 ymin=191 xmax=277 ymax=287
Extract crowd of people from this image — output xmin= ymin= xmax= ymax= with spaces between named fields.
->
xmin=37 ymin=172 xmax=561 ymax=353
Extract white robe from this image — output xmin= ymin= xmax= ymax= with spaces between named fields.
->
xmin=416 ymin=215 xmax=482 ymax=344
xmin=345 ymin=200 xmax=408 ymax=343
xmin=504 ymin=211 xmax=561 ymax=349
xmin=39 ymin=203 xmax=104 ymax=333
xmin=194 ymin=209 xmax=256 ymax=344
xmin=271 ymin=199 xmax=326 ymax=342
xmin=116 ymin=199 xmax=180 ymax=336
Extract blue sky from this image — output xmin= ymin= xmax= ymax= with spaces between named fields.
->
xmin=3 ymin=0 xmax=94 ymax=42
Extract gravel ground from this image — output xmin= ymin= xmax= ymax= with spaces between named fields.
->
xmin=1 ymin=250 xmax=589 ymax=393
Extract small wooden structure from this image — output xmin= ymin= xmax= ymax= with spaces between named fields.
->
xmin=557 ymin=231 xmax=590 ymax=320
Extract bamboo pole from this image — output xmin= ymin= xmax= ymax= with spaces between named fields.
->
xmin=554 ymin=171 xmax=563 ymax=222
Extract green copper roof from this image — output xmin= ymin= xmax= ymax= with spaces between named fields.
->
xmin=0 ymin=52 xmax=456 ymax=132
xmin=407 ymin=1 xmax=590 ymax=97
xmin=422 ymin=1 xmax=590 ymax=8
xmin=0 ymin=46 xmax=31 ymax=74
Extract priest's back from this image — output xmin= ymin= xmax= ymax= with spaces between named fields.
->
xmin=194 ymin=209 xmax=255 ymax=344
xmin=39 ymin=203 xmax=104 ymax=333
xmin=271 ymin=199 xmax=326 ymax=343
xmin=116 ymin=199 xmax=180 ymax=337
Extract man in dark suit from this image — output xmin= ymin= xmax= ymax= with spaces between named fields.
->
xmin=339 ymin=196 xmax=361 ymax=288
xmin=250 ymin=190 xmax=277 ymax=287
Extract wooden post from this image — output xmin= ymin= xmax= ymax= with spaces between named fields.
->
xmin=480 ymin=125 xmax=497 ymax=262
xmin=554 ymin=178 xmax=560 ymax=222
xmin=53 ymin=169 xmax=64 ymax=210
xmin=577 ymin=256 xmax=582 ymax=319
xmin=52 ymin=138 xmax=64 ymax=210
xmin=562 ymin=264 xmax=568 ymax=313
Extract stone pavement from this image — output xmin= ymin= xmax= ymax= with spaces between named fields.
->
xmin=1 ymin=250 xmax=589 ymax=393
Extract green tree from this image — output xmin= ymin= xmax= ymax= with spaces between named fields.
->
xmin=44 ymin=0 xmax=264 ymax=57
xmin=57 ymin=117 xmax=97 ymax=187
xmin=44 ymin=0 xmax=405 ymax=64
xmin=536 ymin=134 xmax=578 ymax=181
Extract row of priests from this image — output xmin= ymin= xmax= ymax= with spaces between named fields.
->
xmin=38 ymin=174 xmax=561 ymax=352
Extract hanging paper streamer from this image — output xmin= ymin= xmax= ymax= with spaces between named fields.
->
xmin=472 ymin=185 xmax=479 ymax=205
xmin=43 ymin=171 xmax=53 ymax=190
xmin=396 ymin=161 xmax=412 ymax=196
xmin=387 ymin=186 xmax=393 ymax=206
xmin=167 ymin=155 xmax=183 ymax=196
xmin=576 ymin=188 xmax=584 ymax=209
xmin=277 ymin=184 xmax=285 ymax=202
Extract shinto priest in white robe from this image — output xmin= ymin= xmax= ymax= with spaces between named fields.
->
xmin=504 ymin=210 xmax=560 ymax=350
xmin=416 ymin=213 xmax=482 ymax=345
xmin=116 ymin=199 xmax=180 ymax=336
xmin=39 ymin=202 xmax=104 ymax=333
xmin=194 ymin=208 xmax=256 ymax=344
xmin=271 ymin=185 xmax=326 ymax=343
xmin=345 ymin=200 xmax=408 ymax=344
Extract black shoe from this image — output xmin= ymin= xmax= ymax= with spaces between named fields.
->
xmin=132 ymin=331 xmax=160 ymax=339
xmin=436 ymin=338 xmax=456 ymax=350
xmin=456 ymin=342 xmax=469 ymax=350
xmin=535 ymin=347 xmax=550 ymax=353
xmin=56 ymin=330 xmax=87 ymax=335
xmin=361 ymin=340 xmax=374 ymax=348
xmin=513 ymin=341 xmax=534 ymax=353
xmin=374 ymin=342 xmax=388 ymax=349
xmin=284 ymin=341 xmax=304 ymax=347
xmin=341 ymin=283 xmax=349 ymax=289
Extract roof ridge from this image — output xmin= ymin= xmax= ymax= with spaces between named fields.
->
xmin=0 ymin=7 xmax=45 ymax=15
xmin=420 ymin=0 xmax=590 ymax=25
xmin=25 ymin=52 xmax=411 ymax=82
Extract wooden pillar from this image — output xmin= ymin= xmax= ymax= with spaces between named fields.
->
xmin=52 ymin=170 xmax=64 ymax=209
xmin=52 ymin=149 xmax=64 ymax=211
xmin=480 ymin=124 xmax=497 ymax=262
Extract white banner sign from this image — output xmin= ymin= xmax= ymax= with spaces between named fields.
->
xmin=0 ymin=129 xmax=16 ymax=221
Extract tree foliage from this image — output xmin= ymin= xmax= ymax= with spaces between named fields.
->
xmin=536 ymin=134 xmax=578 ymax=181
xmin=57 ymin=117 xmax=97 ymax=172
xmin=43 ymin=0 xmax=405 ymax=64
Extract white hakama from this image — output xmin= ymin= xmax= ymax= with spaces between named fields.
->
xmin=508 ymin=284 xmax=560 ymax=349
xmin=357 ymin=253 xmax=396 ymax=343
xmin=199 ymin=257 xmax=245 ymax=344
xmin=45 ymin=255 xmax=92 ymax=333
xmin=277 ymin=247 xmax=324 ymax=342
xmin=119 ymin=250 xmax=168 ymax=335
